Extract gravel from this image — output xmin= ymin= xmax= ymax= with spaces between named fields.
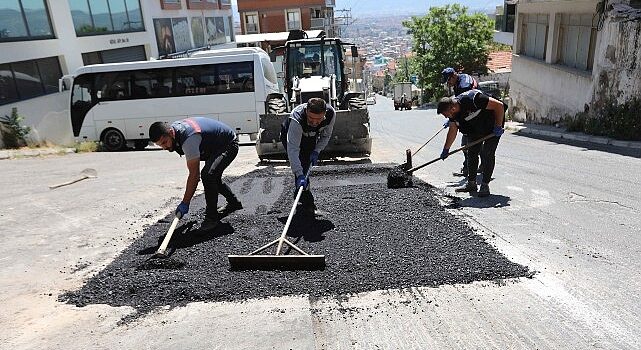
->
xmin=60 ymin=164 xmax=531 ymax=318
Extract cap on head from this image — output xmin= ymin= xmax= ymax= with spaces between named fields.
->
xmin=441 ymin=67 xmax=455 ymax=83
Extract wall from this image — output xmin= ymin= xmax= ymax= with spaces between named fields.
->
xmin=590 ymin=18 xmax=641 ymax=110
xmin=0 ymin=92 xmax=73 ymax=146
xmin=509 ymin=0 xmax=598 ymax=123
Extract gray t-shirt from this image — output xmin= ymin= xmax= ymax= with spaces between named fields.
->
xmin=182 ymin=134 xmax=202 ymax=161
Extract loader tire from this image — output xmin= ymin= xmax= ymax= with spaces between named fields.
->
xmin=347 ymin=97 xmax=366 ymax=111
xmin=267 ymin=98 xmax=287 ymax=114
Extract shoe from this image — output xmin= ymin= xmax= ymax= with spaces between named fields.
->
xmin=455 ymin=181 xmax=477 ymax=193
xmin=217 ymin=200 xmax=243 ymax=214
xmin=200 ymin=217 xmax=219 ymax=231
xmin=478 ymin=183 xmax=490 ymax=197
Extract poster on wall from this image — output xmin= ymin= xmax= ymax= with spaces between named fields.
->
xmin=153 ymin=18 xmax=175 ymax=56
xmin=191 ymin=17 xmax=205 ymax=48
xmin=171 ymin=17 xmax=191 ymax=52
xmin=206 ymin=17 xmax=226 ymax=45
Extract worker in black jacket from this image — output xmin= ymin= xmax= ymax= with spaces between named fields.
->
xmin=437 ymin=89 xmax=507 ymax=197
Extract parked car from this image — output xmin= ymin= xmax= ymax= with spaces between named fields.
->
xmin=366 ymin=93 xmax=376 ymax=105
xmin=478 ymin=81 xmax=501 ymax=99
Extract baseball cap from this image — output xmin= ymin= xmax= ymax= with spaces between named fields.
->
xmin=441 ymin=67 xmax=455 ymax=83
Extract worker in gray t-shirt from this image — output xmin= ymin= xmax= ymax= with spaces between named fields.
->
xmin=280 ymin=97 xmax=335 ymax=216
xmin=149 ymin=117 xmax=241 ymax=231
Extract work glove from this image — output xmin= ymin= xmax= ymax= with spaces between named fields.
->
xmin=310 ymin=151 xmax=319 ymax=165
xmin=296 ymin=175 xmax=307 ymax=189
xmin=440 ymin=148 xmax=450 ymax=160
xmin=443 ymin=119 xmax=450 ymax=128
xmin=493 ymin=126 xmax=504 ymax=137
xmin=175 ymin=201 xmax=189 ymax=218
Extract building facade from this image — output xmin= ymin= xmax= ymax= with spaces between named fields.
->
xmin=0 ymin=0 xmax=234 ymax=145
xmin=237 ymin=0 xmax=336 ymax=37
xmin=509 ymin=0 xmax=641 ymax=124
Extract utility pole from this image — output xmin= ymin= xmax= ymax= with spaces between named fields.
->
xmin=333 ymin=8 xmax=353 ymax=38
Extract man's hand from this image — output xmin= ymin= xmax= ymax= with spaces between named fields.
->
xmin=175 ymin=201 xmax=189 ymax=218
xmin=296 ymin=175 xmax=307 ymax=189
xmin=440 ymin=148 xmax=450 ymax=160
xmin=310 ymin=151 xmax=319 ymax=165
xmin=443 ymin=119 xmax=450 ymax=128
xmin=493 ymin=126 xmax=504 ymax=137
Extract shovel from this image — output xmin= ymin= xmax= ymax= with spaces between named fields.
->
xmin=388 ymin=134 xmax=495 ymax=189
xmin=49 ymin=168 xmax=97 ymax=189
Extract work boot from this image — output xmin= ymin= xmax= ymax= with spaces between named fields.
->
xmin=478 ymin=182 xmax=490 ymax=197
xmin=217 ymin=199 xmax=243 ymax=214
xmin=455 ymin=181 xmax=477 ymax=193
xmin=200 ymin=216 xmax=219 ymax=231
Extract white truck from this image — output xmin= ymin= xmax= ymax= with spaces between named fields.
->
xmin=393 ymin=82 xmax=412 ymax=110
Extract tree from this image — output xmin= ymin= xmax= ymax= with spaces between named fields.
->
xmin=404 ymin=4 xmax=494 ymax=101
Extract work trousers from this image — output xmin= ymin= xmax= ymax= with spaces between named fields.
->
xmin=201 ymin=139 xmax=239 ymax=219
xmin=466 ymin=134 xmax=500 ymax=184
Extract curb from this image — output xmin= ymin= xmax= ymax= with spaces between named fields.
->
xmin=505 ymin=123 xmax=641 ymax=150
xmin=0 ymin=147 xmax=76 ymax=160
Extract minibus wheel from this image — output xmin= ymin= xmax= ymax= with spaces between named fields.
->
xmin=101 ymin=128 xmax=126 ymax=152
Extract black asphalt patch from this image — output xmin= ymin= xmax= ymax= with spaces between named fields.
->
xmin=60 ymin=164 xmax=531 ymax=317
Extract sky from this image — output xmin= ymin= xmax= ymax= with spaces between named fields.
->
xmin=231 ymin=0 xmax=503 ymax=20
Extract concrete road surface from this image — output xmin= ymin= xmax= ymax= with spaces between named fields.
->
xmin=0 ymin=98 xmax=639 ymax=349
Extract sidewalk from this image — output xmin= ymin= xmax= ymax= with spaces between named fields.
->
xmin=0 ymin=147 xmax=76 ymax=160
xmin=505 ymin=121 xmax=641 ymax=150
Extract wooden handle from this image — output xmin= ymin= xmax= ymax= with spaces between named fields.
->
xmin=49 ymin=175 xmax=89 ymax=189
xmin=408 ymin=134 xmax=495 ymax=174
xmin=156 ymin=215 xmax=180 ymax=255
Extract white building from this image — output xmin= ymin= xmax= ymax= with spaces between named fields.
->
xmin=508 ymin=0 xmax=641 ymax=123
xmin=1 ymin=0 xmax=234 ymax=146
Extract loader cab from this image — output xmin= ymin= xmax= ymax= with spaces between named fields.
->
xmin=284 ymin=37 xmax=347 ymax=106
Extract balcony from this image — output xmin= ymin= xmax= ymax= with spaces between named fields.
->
xmin=287 ymin=21 xmax=301 ymax=30
xmin=310 ymin=18 xmax=326 ymax=29
xmin=246 ymin=23 xmax=258 ymax=34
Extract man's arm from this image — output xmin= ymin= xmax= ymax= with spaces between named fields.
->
xmin=314 ymin=112 xmax=336 ymax=153
xmin=181 ymin=134 xmax=202 ymax=204
xmin=286 ymin=119 xmax=305 ymax=177
xmin=486 ymin=97 xmax=505 ymax=127
xmin=182 ymin=158 xmax=200 ymax=203
xmin=443 ymin=123 xmax=459 ymax=150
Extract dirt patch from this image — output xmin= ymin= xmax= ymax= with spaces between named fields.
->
xmin=60 ymin=164 xmax=531 ymax=317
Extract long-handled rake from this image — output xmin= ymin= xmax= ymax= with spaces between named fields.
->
xmin=228 ymin=165 xmax=325 ymax=271
xmin=401 ymin=124 xmax=448 ymax=170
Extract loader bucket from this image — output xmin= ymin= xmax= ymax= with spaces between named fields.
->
xmin=255 ymin=109 xmax=372 ymax=160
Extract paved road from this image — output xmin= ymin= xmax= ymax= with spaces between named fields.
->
xmin=1 ymin=98 xmax=639 ymax=349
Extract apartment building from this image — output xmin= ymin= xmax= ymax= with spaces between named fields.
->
xmin=507 ymin=0 xmax=641 ymax=123
xmin=237 ymin=0 xmax=336 ymax=37
xmin=0 ymin=0 xmax=234 ymax=145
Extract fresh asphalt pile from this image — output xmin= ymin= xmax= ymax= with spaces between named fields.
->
xmin=60 ymin=164 xmax=531 ymax=317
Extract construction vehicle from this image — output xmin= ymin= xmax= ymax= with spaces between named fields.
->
xmin=393 ymin=82 xmax=413 ymax=110
xmin=255 ymin=31 xmax=372 ymax=160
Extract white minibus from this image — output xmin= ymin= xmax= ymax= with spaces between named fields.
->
xmin=61 ymin=47 xmax=279 ymax=151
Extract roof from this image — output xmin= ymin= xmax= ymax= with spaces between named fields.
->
xmin=235 ymin=30 xmax=325 ymax=44
xmin=487 ymin=51 xmax=512 ymax=73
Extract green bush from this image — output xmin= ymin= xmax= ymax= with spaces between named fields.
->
xmin=0 ymin=108 xmax=31 ymax=149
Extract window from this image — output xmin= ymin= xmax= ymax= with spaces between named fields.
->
xmin=0 ymin=57 xmax=63 ymax=106
xmin=557 ymin=14 xmax=597 ymax=71
xmin=286 ymin=9 xmax=301 ymax=30
xmin=245 ymin=13 xmax=258 ymax=34
xmin=88 ymin=62 xmax=254 ymax=102
xmin=69 ymin=0 xmax=144 ymax=36
xmin=0 ymin=0 xmax=54 ymax=42
xmin=520 ymin=14 xmax=548 ymax=60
